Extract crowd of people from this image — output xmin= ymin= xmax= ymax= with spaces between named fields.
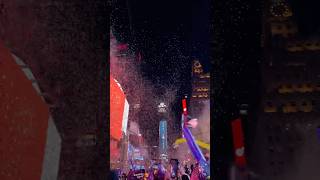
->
xmin=110 ymin=161 xmax=209 ymax=180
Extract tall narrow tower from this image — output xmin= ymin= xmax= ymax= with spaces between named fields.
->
xmin=158 ymin=102 xmax=168 ymax=160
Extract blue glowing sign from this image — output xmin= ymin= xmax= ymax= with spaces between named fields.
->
xmin=159 ymin=120 xmax=168 ymax=155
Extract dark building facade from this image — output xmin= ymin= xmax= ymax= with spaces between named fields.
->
xmin=253 ymin=1 xmax=320 ymax=179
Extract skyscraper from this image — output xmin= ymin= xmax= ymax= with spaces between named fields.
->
xmin=190 ymin=60 xmax=210 ymax=118
xmin=253 ymin=1 xmax=320 ymax=179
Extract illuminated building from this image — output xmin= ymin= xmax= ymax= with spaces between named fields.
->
xmin=252 ymin=1 xmax=320 ymax=179
xmin=189 ymin=60 xmax=210 ymax=161
xmin=190 ymin=60 xmax=210 ymax=118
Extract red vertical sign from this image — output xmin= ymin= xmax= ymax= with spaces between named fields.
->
xmin=231 ymin=118 xmax=247 ymax=167
xmin=182 ymin=99 xmax=187 ymax=115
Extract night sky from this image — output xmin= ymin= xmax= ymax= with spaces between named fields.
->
xmin=112 ymin=0 xmax=210 ymax=76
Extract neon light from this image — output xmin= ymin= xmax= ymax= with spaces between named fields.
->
xmin=159 ymin=120 xmax=168 ymax=156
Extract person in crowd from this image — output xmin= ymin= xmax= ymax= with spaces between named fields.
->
xmin=190 ymin=163 xmax=206 ymax=180
xmin=121 ymin=172 xmax=127 ymax=180
xmin=127 ymin=169 xmax=136 ymax=180
xmin=164 ymin=167 xmax=171 ymax=180
xmin=184 ymin=164 xmax=190 ymax=175
xmin=143 ymin=172 xmax=149 ymax=180
xmin=176 ymin=168 xmax=183 ymax=179
xmin=190 ymin=164 xmax=194 ymax=174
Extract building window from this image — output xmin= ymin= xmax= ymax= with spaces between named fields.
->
xmin=278 ymin=84 xmax=294 ymax=94
xmin=196 ymin=88 xmax=209 ymax=92
xmin=194 ymin=68 xmax=203 ymax=74
xmin=283 ymin=101 xmax=298 ymax=113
